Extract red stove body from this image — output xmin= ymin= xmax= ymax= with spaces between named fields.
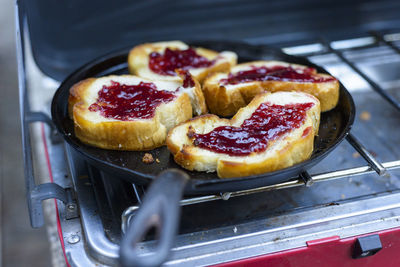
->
xmin=219 ymin=228 xmax=400 ymax=267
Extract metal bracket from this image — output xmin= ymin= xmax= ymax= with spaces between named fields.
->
xmin=23 ymin=112 xmax=66 ymax=227
xmin=26 ymin=111 xmax=62 ymax=144
xmin=65 ymin=188 xmax=79 ymax=220
xmin=300 ymin=171 xmax=314 ymax=187
xmin=29 ymin=183 xmax=67 ymax=227
xmin=26 ymin=111 xmax=54 ymax=128
xmin=220 ymin=192 xmax=232 ymax=200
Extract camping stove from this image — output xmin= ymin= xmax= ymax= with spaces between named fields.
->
xmin=16 ymin=1 xmax=400 ymax=265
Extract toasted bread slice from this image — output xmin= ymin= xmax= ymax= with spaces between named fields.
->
xmin=128 ymin=41 xmax=237 ymax=88
xmin=68 ymin=75 xmax=200 ymax=150
xmin=167 ymin=92 xmax=320 ymax=178
xmin=203 ymin=61 xmax=338 ymax=116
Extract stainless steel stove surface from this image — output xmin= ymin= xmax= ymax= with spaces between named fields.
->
xmin=16 ymin=1 xmax=400 ymax=262
xmin=18 ymin=32 xmax=400 ymax=266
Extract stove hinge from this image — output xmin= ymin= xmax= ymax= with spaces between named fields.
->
xmin=16 ymin=2 xmax=78 ymax=229
xmin=29 ymin=184 xmax=79 ymax=226
xmin=23 ymin=110 xmax=76 ymax=227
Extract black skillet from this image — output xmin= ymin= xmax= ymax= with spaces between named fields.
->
xmin=51 ymin=41 xmax=355 ymax=266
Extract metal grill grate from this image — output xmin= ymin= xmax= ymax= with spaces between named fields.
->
xmin=122 ymin=31 xmax=400 ymax=227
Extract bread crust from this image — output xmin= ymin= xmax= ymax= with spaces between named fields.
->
xmin=166 ymin=92 xmax=321 ymax=178
xmin=128 ymin=41 xmax=237 ymax=86
xmin=69 ymin=75 xmax=193 ymax=151
xmin=203 ymin=61 xmax=338 ymax=117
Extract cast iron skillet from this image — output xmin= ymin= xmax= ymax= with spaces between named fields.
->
xmin=51 ymin=41 xmax=355 ymax=266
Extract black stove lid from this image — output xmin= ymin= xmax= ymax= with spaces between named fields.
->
xmin=23 ymin=0 xmax=400 ymax=81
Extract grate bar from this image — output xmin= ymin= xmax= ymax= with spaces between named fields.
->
xmin=122 ymin=160 xmax=400 ymax=227
xmin=132 ymin=184 xmax=143 ymax=204
xmin=122 ymin=160 xmax=400 ymax=231
xmin=183 ymin=160 xmax=400 ymax=205
xmin=346 ymin=133 xmax=388 ymax=176
xmin=370 ymin=31 xmax=400 ymax=56
xmin=324 ymin=41 xmax=400 ymax=112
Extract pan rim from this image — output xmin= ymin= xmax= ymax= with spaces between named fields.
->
xmin=51 ymin=40 xmax=355 ymax=190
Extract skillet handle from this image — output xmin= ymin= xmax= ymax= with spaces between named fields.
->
xmin=120 ymin=169 xmax=189 ymax=267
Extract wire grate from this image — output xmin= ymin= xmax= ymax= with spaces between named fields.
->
xmin=123 ymin=31 xmax=400 ymax=222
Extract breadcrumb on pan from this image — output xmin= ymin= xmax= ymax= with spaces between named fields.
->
xmin=142 ymin=153 xmax=154 ymax=164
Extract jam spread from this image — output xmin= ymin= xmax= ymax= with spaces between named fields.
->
xmin=176 ymin=69 xmax=195 ymax=88
xmin=220 ymin=65 xmax=336 ymax=85
xmin=149 ymin=47 xmax=214 ymax=76
xmin=88 ymin=81 xmax=176 ymax=120
xmin=192 ymin=102 xmax=314 ymax=156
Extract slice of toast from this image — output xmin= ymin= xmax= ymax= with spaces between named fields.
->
xmin=128 ymin=41 xmax=237 ymax=88
xmin=203 ymin=60 xmax=338 ymax=116
xmin=68 ymin=74 xmax=201 ymax=150
xmin=167 ymin=91 xmax=320 ymax=178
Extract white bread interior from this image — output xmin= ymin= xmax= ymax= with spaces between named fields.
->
xmin=167 ymin=91 xmax=321 ymax=178
xmin=69 ymin=75 xmax=195 ymax=150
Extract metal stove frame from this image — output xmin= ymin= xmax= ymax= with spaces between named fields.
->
xmin=16 ymin=0 xmax=400 ymax=264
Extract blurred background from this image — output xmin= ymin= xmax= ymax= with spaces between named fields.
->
xmin=0 ymin=0 xmax=51 ymax=266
